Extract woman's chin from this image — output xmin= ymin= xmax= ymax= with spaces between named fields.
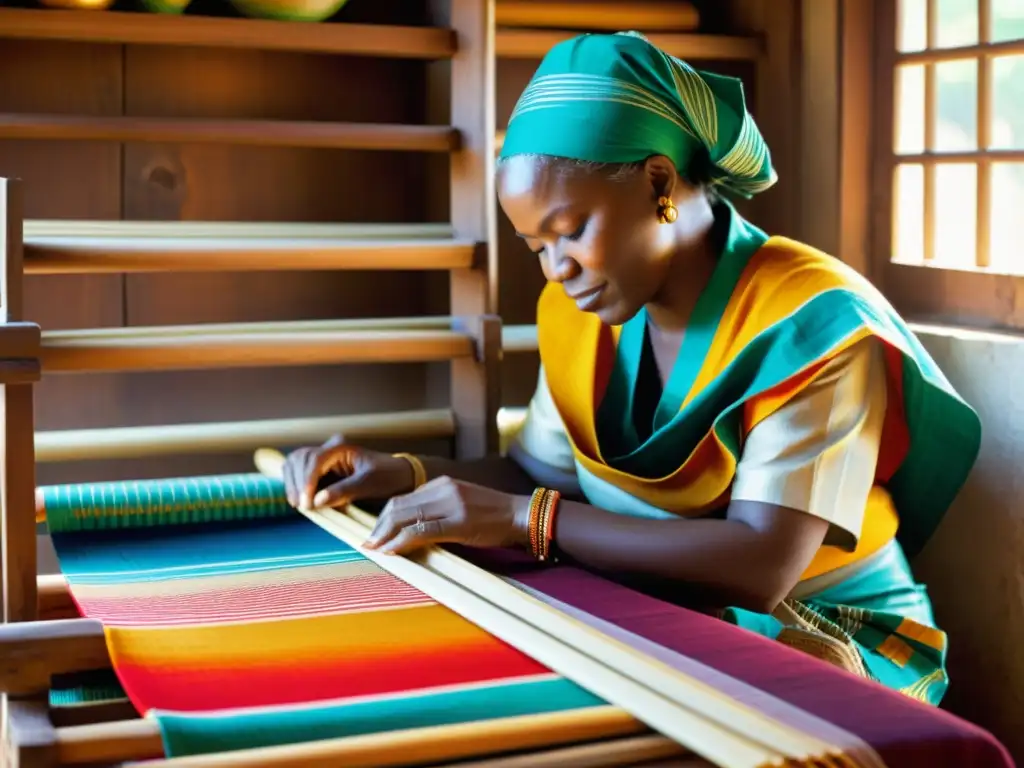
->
xmin=592 ymin=301 xmax=638 ymax=327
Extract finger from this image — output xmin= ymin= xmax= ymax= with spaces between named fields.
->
xmin=365 ymin=496 xmax=441 ymax=549
xmin=282 ymin=450 xmax=308 ymax=508
xmin=321 ymin=434 xmax=346 ymax=450
xmin=301 ymin=446 xmax=347 ymax=509
xmin=377 ymin=519 xmax=446 ymax=555
xmin=311 ymin=470 xmax=375 ymax=509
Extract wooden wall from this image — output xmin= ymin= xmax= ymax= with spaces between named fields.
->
xmin=1 ymin=0 xmax=459 ymax=490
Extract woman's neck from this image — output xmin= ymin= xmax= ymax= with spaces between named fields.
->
xmin=644 ymin=197 xmax=719 ymax=333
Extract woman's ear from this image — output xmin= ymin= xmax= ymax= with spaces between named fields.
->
xmin=643 ymin=155 xmax=679 ymax=200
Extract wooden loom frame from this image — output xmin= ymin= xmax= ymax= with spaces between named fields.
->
xmin=0 ymin=3 xmax=825 ymax=767
xmin=0 ymin=1 xmax=504 ymax=764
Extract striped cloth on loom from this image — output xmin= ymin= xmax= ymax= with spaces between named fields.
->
xmin=44 ymin=474 xmax=606 ymax=757
xmin=44 ymin=474 xmax=1015 ymax=766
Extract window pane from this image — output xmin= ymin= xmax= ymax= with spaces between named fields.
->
xmin=992 ymin=0 xmax=1024 ymax=43
xmin=893 ymin=164 xmax=924 ymax=262
xmin=898 ymin=0 xmax=928 ymax=51
xmin=992 ymin=55 xmax=1024 ymax=150
xmin=936 ymin=0 xmax=978 ymax=48
xmin=991 ymin=163 xmax=1024 ymax=272
xmin=934 ymin=164 xmax=977 ymax=267
xmin=896 ymin=65 xmax=926 ymax=154
xmin=935 ymin=59 xmax=978 ymax=151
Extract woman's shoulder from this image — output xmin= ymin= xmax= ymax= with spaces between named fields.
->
xmin=739 ymin=235 xmax=892 ymax=324
xmin=750 ymin=236 xmax=874 ymax=293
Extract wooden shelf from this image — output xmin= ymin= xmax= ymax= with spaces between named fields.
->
xmin=35 ymin=408 xmax=455 ymax=463
xmin=0 ymin=8 xmax=457 ymax=58
xmin=495 ymin=2 xmax=699 ymax=32
xmin=0 ymin=114 xmax=458 ymax=151
xmin=23 ymin=221 xmax=474 ymax=274
xmin=40 ymin=320 xmax=474 ymax=374
xmin=502 ymin=323 xmax=538 ymax=353
xmin=495 ymin=29 xmax=761 ymax=61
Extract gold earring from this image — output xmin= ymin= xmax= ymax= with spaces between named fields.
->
xmin=657 ymin=195 xmax=678 ymax=224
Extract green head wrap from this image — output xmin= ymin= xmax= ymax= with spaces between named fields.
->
xmin=499 ymin=32 xmax=777 ymax=199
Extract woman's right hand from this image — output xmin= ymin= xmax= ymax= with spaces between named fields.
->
xmin=282 ymin=435 xmax=417 ymax=511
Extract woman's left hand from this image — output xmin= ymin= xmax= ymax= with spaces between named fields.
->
xmin=363 ymin=476 xmax=530 ymax=555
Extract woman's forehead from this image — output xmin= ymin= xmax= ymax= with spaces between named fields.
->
xmin=498 ymin=156 xmax=611 ymax=206
xmin=497 ymin=155 xmax=558 ymax=198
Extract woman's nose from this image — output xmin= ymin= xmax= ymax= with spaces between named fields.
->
xmin=544 ymin=247 xmax=580 ymax=283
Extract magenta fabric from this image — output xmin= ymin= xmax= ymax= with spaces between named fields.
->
xmin=461 ymin=547 xmax=1013 ymax=768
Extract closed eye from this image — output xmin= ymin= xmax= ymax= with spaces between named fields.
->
xmin=564 ymin=220 xmax=588 ymax=241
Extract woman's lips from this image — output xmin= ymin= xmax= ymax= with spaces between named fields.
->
xmin=569 ymin=284 xmax=607 ymax=311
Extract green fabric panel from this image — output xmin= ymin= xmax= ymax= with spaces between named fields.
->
xmin=596 ymin=200 xmax=768 ymax=457
xmin=591 ymin=286 xmax=979 ymax=559
xmin=155 ymin=677 xmax=605 ymax=758
xmin=41 ymin=473 xmax=292 ymax=534
xmin=724 ymin=540 xmax=949 ymax=705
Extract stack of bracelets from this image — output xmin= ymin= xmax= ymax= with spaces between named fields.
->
xmin=527 ymin=487 xmax=562 ymax=562
xmin=394 ymin=453 xmax=560 ymax=563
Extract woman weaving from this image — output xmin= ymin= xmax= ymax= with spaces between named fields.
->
xmin=283 ymin=33 xmax=979 ymax=707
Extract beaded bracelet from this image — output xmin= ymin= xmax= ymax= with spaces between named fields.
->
xmin=527 ymin=487 xmax=562 ymax=562
xmin=392 ymin=452 xmax=427 ymax=491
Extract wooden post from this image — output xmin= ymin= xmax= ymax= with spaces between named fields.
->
xmin=451 ymin=315 xmax=502 ymax=460
xmin=4 ymin=697 xmax=57 ymax=768
xmin=437 ymin=0 xmax=500 ymax=460
xmin=0 ymin=178 xmax=39 ymax=624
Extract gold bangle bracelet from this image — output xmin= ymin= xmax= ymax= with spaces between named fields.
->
xmin=392 ymin=452 xmax=427 ymax=490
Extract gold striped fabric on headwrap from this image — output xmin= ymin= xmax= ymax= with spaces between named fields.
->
xmin=499 ymin=31 xmax=777 ymax=198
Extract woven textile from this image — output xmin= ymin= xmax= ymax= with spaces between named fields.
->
xmin=45 ymin=476 xmax=1014 ymax=766
xmin=45 ymin=475 xmax=605 ymax=757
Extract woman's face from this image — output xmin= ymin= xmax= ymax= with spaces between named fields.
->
xmin=497 ymin=154 xmax=694 ymax=326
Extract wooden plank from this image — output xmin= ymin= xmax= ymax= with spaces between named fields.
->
xmin=0 ymin=619 xmax=109 ymax=696
xmin=39 ymin=325 xmax=474 ymax=374
xmin=495 ymin=1 xmax=700 ymax=31
xmin=35 ymin=408 xmax=456 ymax=463
xmin=0 ymin=115 xmax=458 ymax=152
xmin=839 ymin=0 xmax=876 ymax=277
xmin=496 ymin=29 xmax=762 ymax=61
xmin=0 ymin=8 xmax=458 ymax=59
xmin=1 ymin=383 xmax=37 ymax=624
xmin=443 ymin=0 xmax=501 ymax=460
xmin=0 ymin=180 xmax=38 ymax=625
xmin=799 ymin=0 xmax=841 ymax=254
xmin=5 ymin=697 xmax=57 ymax=768
xmin=23 ymin=231 xmax=476 ymax=274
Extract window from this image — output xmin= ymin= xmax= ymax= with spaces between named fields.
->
xmin=873 ymin=0 xmax=1024 ymax=329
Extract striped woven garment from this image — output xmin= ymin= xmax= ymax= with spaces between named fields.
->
xmin=44 ymin=474 xmax=606 ymax=757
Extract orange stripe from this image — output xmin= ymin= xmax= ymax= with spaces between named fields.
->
xmin=896 ymin=618 xmax=947 ymax=651
xmin=105 ymin=604 xmax=496 ymax=668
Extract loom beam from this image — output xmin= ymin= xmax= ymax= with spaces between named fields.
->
xmin=0 ymin=619 xmax=108 ymax=696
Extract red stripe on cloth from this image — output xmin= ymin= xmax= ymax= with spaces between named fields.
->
xmin=76 ymin=573 xmax=433 ymax=627
xmin=115 ymin=640 xmax=549 ymax=712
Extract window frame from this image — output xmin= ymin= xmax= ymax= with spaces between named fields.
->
xmin=869 ymin=0 xmax=1024 ymax=331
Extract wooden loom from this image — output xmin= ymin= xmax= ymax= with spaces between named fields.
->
xmin=0 ymin=3 xmax=835 ymax=767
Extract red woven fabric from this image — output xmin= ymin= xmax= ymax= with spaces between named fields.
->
xmin=466 ymin=548 xmax=1013 ymax=768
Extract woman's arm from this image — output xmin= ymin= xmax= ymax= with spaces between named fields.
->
xmin=413 ymin=445 xmax=583 ymax=499
xmin=544 ymin=498 xmax=828 ymax=613
xmin=369 ymin=338 xmax=887 ymax=615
